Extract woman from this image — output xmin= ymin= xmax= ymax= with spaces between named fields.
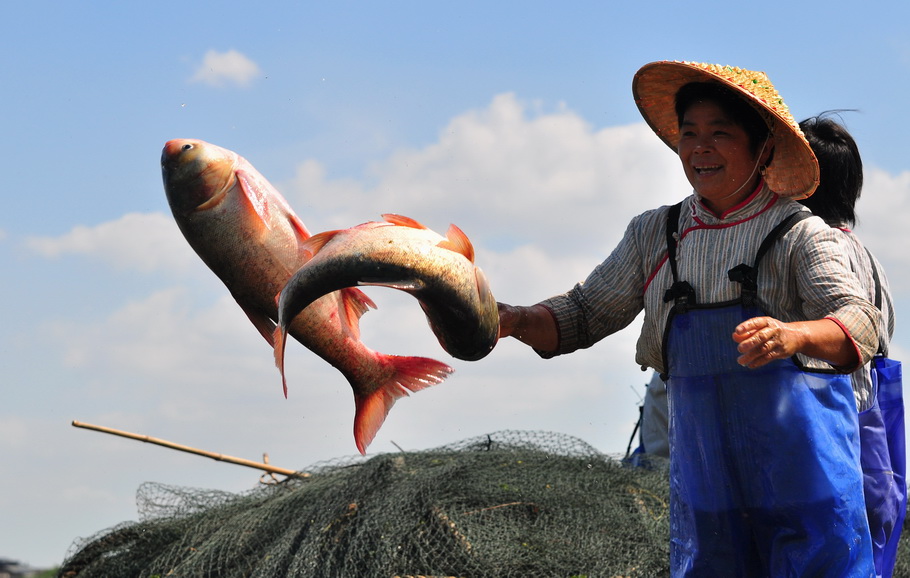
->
xmin=798 ymin=114 xmax=896 ymax=409
xmin=799 ymin=114 xmax=902 ymax=578
xmin=498 ymin=62 xmax=880 ymax=575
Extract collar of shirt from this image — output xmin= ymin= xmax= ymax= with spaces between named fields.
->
xmin=689 ymin=182 xmax=780 ymax=226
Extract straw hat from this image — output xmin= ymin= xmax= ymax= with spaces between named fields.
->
xmin=632 ymin=61 xmax=818 ymax=199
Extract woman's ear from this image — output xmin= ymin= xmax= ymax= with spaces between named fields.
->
xmin=760 ymin=134 xmax=776 ymax=166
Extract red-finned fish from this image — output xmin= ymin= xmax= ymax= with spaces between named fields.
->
xmin=161 ymin=139 xmax=453 ymax=454
xmin=274 ymin=214 xmax=499 ymax=418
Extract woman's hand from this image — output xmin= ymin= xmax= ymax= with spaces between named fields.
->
xmin=497 ymin=302 xmax=523 ymax=339
xmin=497 ymin=302 xmax=558 ymax=352
xmin=732 ymin=317 xmax=806 ymax=368
xmin=733 ymin=316 xmax=860 ymax=370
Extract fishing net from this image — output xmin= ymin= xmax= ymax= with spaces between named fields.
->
xmin=59 ymin=430 xmax=672 ymax=577
xmin=60 ymin=427 xmax=910 ymax=577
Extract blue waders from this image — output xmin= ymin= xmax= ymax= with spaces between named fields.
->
xmin=858 ymin=253 xmax=906 ymax=578
xmin=661 ymin=206 xmax=874 ymax=576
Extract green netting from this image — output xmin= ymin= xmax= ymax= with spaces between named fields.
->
xmin=60 ymin=431 xmax=672 ymax=577
xmin=57 ymin=429 xmax=910 ymax=577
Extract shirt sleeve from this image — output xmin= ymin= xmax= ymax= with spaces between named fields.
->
xmin=791 ymin=223 xmax=882 ymax=369
xmin=536 ymin=213 xmax=649 ymax=358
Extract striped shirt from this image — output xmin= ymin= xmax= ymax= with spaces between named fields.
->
xmin=539 ymin=184 xmax=882 ymax=385
xmin=835 ymin=227 xmax=895 ymax=410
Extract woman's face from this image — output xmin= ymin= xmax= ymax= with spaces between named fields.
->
xmin=677 ymin=100 xmax=770 ymax=214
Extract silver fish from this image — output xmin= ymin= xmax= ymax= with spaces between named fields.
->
xmin=162 ymin=140 xmax=453 ymax=454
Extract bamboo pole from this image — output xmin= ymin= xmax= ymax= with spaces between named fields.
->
xmin=71 ymin=420 xmax=309 ymax=479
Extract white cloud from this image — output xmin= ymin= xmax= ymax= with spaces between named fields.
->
xmin=48 ymin=288 xmax=277 ymax=391
xmin=285 ymin=93 xmax=691 ymax=258
xmin=0 ymin=417 xmax=28 ymax=450
xmin=25 ymin=212 xmax=199 ymax=274
xmin=190 ymin=49 xmax=262 ymax=88
xmin=852 ymin=167 xmax=910 ymax=297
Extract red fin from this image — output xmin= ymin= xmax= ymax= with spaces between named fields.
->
xmin=236 ymin=169 xmax=272 ymax=230
xmin=288 ymin=212 xmax=311 ymax=241
xmin=437 ymin=224 xmax=475 ymax=263
xmin=272 ymin=326 xmax=290 ymax=398
xmin=298 ymin=229 xmax=342 ymax=261
xmin=381 ymin=214 xmax=428 ymax=229
xmin=352 ymin=356 xmax=454 ymax=454
xmin=335 ymin=287 xmax=378 ymax=340
xmin=255 ymin=177 xmax=311 ymax=240
xmin=239 ymin=302 xmax=277 ymax=346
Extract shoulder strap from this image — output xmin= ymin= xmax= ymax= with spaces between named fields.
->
xmin=663 ymin=202 xmax=696 ymax=307
xmin=865 ymin=247 xmax=887 ymax=356
xmin=664 ymin=202 xmax=682 ymax=282
xmin=754 ymin=211 xmax=812 ymax=269
xmin=728 ymin=211 xmax=812 ymax=306
xmin=866 ymin=247 xmax=882 ymax=311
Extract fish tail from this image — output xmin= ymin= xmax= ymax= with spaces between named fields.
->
xmin=272 ymin=326 xmax=290 ymax=399
xmin=352 ymin=356 xmax=454 ymax=455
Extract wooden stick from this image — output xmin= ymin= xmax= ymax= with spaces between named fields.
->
xmin=71 ymin=420 xmax=309 ymax=479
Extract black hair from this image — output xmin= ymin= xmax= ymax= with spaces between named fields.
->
xmin=675 ymin=82 xmax=771 ymax=156
xmin=797 ymin=113 xmax=862 ymax=227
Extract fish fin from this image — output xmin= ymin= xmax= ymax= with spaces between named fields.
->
xmin=253 ymin=180 xmax=310 ymax=241
xmin=272 ymin=326 xmax=290 ymax=398
xmin=474 ymin=266 xmax=500 ymax=351
xmin=352 ymin=356 xmax=454 ymax=454
xmin=299 ymin=229 xmax=342 ymax=261
xmin=238 ymin=302 xmax=277 ymax=347
xmin=437 ymin=224 xmax=475 ymax=263
xmin=381 ymin=213 xmax=429 ymax=229
xmin=336 ymin=287 xmax=378 ymax=340
xmin=288 ymin=212 xmax=311 ymax=241
xmin=474 ymin=265 xmax=494 ymax=303
xmin=236 ymin=169 xmax=273 ymax=230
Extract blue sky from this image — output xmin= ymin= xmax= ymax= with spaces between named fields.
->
xmin=4 ymin=1 xmax=910 ymax=568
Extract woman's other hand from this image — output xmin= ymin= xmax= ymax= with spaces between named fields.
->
xmin=733 ymin=316 xmax=860 ymax=371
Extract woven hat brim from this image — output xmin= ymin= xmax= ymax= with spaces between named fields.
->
xmin=632 ymin=61 xmax=818 ymax=199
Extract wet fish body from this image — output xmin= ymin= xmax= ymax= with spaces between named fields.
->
xmin=275 ymin=214 xmax=499 ymax=387
xmin=161 ymin=140 xmax=452 ymax=454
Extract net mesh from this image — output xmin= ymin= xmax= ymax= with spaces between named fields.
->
xmin=59 ymin=430 xmax=672 ymax=577
xmin=58 ymin=429 xmax=910 ymax=577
